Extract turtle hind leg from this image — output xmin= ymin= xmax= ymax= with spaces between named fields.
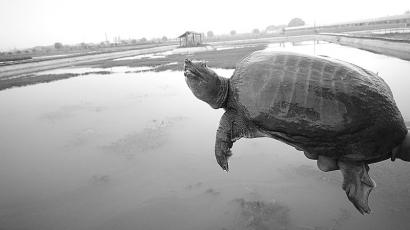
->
xmin=317 ymin=155 xmax=339 ymax=172
xmin=338 ymin=160 xmax=376 ymax=214
xmin=215 ymin=110 xmax=259 ymax=171
xmin=305 ymin=153 xmax=339 ymax=172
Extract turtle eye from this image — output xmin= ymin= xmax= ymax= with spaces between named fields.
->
xmin=201 ymin=62 xmax=207 ymax=67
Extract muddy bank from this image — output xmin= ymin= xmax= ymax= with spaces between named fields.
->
xmin=86 ymin=44 xmax=267 ymax=70
xmin=3 ymin=33 xmax=409 ymax=91
xmin=0 ymin=71 xmax=112 ymax=91
xmin=0 ymin=45 xmax=177 ymax=79
xmin=317 ymin=34 xmax=410 ymax=61
xmin=0 ymin=44 xmax=266 ymax=91
xmin=206 ymin=34 xmax=410 ymax=62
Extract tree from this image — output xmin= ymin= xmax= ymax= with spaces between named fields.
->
xmin=207 ymin=31 xmax=214 ymax=38
xmin=265 ymin=24 xmax=287 ymax=33
xmin=266 ymin=25 xmax=277 ymax=31
xmin=80 ymin=42 xmax=88 ymax=49
xmin=162 ymin=36 xmax=168 ymax=41
xmin=252 ymin=28 xmax=260 ymax=34
xmin=405 ymin=10 xmax=410 ymax=14
xmin=288 ymin=18 xmax=305 ymax=27
xmin=54 ymin=42 xmax=63 ymax=49
xmin=230 ymin=30 xmax=236 ymax=36
xmin=140 ymin=37 xmax=147 ymax=42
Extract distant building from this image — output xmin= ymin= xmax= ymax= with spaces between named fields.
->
xmin=178 ymin=31 xmax=202 ymax=47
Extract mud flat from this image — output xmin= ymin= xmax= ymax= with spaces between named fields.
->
xmin=0 ymin=44 xmax=267 ymax=91
xmin=3 ymin=32 xmax=410 ymax=91
xmin=0 ymin=45 xmax=177 ymax=79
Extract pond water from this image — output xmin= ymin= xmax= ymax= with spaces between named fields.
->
xmin=1 ymin=42 xmax=410 ymax=230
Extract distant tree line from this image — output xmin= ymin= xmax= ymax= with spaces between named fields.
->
xmin=4 ymin=17 xmax=309 ymax=55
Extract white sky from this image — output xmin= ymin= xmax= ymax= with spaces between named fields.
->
xmin=0 ymin=0 xmax=409 ymax=50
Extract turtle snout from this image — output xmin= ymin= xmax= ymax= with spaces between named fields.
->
xmin=184 ymin=59 xmax=194 ymax=77
xmin=184 ymin=59 xmax=192 ymax=71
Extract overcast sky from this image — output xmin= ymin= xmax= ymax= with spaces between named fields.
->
xmin=0 ymin=0 xmax=409 ymax=50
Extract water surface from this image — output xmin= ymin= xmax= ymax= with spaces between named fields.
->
xmin=1 ymin=43 xmax=410 ymax=230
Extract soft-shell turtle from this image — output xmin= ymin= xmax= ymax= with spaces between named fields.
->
xmin=184 ymin=51 xmax=410 ymax=214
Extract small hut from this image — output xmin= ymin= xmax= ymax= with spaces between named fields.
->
xmin=178 ymin=31 xmax=202 ymax=47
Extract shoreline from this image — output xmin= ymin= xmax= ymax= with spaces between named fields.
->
xmin=1 ymin=35 xmax=409 ymax=91
xmin=0 ymin=44 xmax=267 ymax=91
xmin=318 ymin=33 xmax=410 ymax=61
xmin=0 ymin=45 xmax=178 ymax=79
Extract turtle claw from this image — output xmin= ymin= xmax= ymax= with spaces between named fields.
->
xmin=216 ymin=149 xmax=232 ymax=171
xmin=184 ymin=59 xmax=192 ymax=70
xmin=216 ymin=153 xmax=229 ymax=171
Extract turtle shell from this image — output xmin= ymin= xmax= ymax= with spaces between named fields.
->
xmin=229 ymin=51 xmax=407 ymax=162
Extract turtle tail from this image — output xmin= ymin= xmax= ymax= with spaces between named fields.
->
xmin=392 ymin=131 xmax=410 ymax=161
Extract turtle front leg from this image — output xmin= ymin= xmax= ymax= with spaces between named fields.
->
xmin=338 ymin=160 xmax=376 ymax=214
xmin=215 ymin=111 xmax=235 ymax=171
xmin=215 ymin=110 xmax=257 ymax=171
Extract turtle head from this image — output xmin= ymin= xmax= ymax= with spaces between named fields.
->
xmin=184 ymin=59 xmax=229 ymax=109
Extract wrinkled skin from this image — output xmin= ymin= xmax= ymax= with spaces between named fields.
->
xmin=185 ymin=59 xmax=232 ymax=170
xmin=183 ymin=56 xmax=410 ymax=215
xmin=184 ymin=59 xmax=228 ymax=109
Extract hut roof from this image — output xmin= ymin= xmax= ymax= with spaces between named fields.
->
xmin=178 ymin=31 xmax=201 ymax=38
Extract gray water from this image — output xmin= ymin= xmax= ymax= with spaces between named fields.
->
xmin=1 ymin=42 xmax=410 ymax=230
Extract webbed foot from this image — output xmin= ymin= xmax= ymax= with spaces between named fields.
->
xmin=338 ymin=160 xmax=376 ymax=214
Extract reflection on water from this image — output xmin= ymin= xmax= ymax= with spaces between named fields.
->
xmin=113 ymin=53 xmax=167 ymax=61
xmin=113 ymin=46 xmax=218 ymax=61
xmin=215 ymin=44 xmax=259 ymax=51
xmin=1 ymin=43 xmax=410 ymax=230
xmin=35 ymin=66 xmax=154 ymax=75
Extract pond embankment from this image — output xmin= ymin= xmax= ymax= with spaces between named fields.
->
xmin=1 ymin=33 xmax=409 ymax=91
xmin=317 ymin=33 xmax=410 ymax=61
xmin=0 ymin=45 xmax=177 ymax=79
xmin=206 ymin=34 xmax=410 ymax=61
